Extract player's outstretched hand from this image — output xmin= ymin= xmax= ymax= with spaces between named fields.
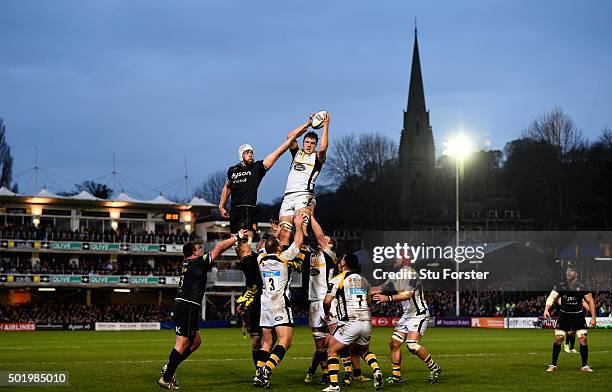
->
xmin=323 ymin=111 xmax=331 ymax=127
xmin=543 ymin=309 xmax=551 ymax=319
xmin=372 ymin=293 xmax=387 ymax=303
xmin=237 ymin=229 xmax=248 ymax=240
xmin=219 ymin=207 xmax=230 ymax=219
xmin=589 ymin=318 xmax=596 ymax=328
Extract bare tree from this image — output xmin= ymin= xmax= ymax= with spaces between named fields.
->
xmin=326 ymin=132 xmax=397 ymax=187
xmin=193 ymin=169 xmax=226 ymax=206
xmin=598 ymin=126 xmax=612 ymax=148
xmin=522 ymin=106 xmax=584 ymax=161
xmin=0 ymin=119 xmax=14 ymax=190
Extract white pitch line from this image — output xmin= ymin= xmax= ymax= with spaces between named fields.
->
xmin=2 ymin=351 xmax=610 ymax=366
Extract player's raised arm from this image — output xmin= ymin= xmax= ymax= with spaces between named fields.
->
xmin=544 ymin=289 xmax=560 ymax=319
xmin=210 ymin=230 xmax=247 ymax=261
xmin=584 ymin=292 xmax=597 ymax=327
xmin=317 ymin=112 xmax=330 ymax=162
xmin=262 ymin=118 xmax=310 ymax=169
xmin=218 ymin=181 xmax=231 ymax=219
xmin=310 ymin=214 xmax=327 ymax=251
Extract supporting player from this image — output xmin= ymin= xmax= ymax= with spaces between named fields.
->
xmin=219 ymin=117 xmax=310 ymax=240
xmin=323 ymin=253 xmax=384 ymax=392
xmin=235 ymin=237 xmax=265 ymax=379
xmin=278 ymin=112 xmax=330 ymax=247
xmin=372 ymin=257 xmax=442 ymax=384
xmin=544 ymin=263 xmax=597 ymax=372
xmin=304 ymin=215 xmax=338 ymax=385
xmin=254 ymin=214 xmax=306 ymax=389
xmin=159 ymin=231 xmax=246 ymax=390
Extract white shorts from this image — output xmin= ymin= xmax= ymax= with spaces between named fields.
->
xmin=279 ymin=192 xmax=316 ymax=217
xmin=394 ymin=314 xmax=429 ymax=336
xmin=332 ymin=320 xmax=372 ymax=346
xmin=309 ymin=300 xmax=338 ymax=329
xmin=260 ymin=306 xmax=293 ymax=328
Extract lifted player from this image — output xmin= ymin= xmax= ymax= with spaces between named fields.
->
xmin=159 ymin=232 xmax=246 ymax=390
xmin=372 ymin=257 xmax=442 ymax=384
xmin=304 ymin=215 xmax=338 ymax=385
xmin=323 ymin=253 xmax=384 ymax=392
xmin=278 ymin=112 xmax=330 ymax=246
xmin=254 ymin=214 xmax=306 ymax=389
xmin=219 ymin=117 xmax=310 ymax=239
xmin=544 ymin=263 xmax=597 ymax=372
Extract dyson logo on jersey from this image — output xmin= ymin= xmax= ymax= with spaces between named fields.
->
xmin=231 ymin=171 xmax=251 ymax=180
xmin=348 ymin=288 xmax=368 ymax=295
xmin=293 ymin=163 xmax=306 ymax=171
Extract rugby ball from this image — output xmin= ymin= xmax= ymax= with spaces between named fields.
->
xmin=310 ymin=110 xmax=328 ymax=129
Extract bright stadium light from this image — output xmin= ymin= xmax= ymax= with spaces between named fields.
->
xmin=443 ymin=134 xmax=473 ymax=159
xmin=113 ymin=289 xmax=131 ymax=293
xmin=443 ymin=133 xmax=473 ymax=317
xmin=38 ymin=287 xmax=56 ymax=292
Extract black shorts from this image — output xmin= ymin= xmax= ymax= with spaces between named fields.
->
xmin=172 ymin=300 xmax=200 ymax=338
xmin=555 ymin=313 xmax=587 ymax=332
xmin=246 ymin=298 xmax=262 ymax=335
xmin=230 ymin=206 xmax=259 ymax=233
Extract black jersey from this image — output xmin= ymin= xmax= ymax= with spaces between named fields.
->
xmin=240 ymin=252 xmax=263 ymax=291
xmin=227 ymin=160 xmax=268 ymax=208
xmin=553 ymin=280 xmax=591 ymax=314
xmin=175 ymin=253 xmax=213 ymax=306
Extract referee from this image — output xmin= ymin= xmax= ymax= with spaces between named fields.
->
xmin=218 ymin=117 xmax=311 ymax=239
xmin=543 ymin=263 xmax=597 ymax=372
xmin=159 ymin=230 xmax=246 ymax=389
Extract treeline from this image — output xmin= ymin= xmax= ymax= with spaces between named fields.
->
xmin=258 ymin=107 xmax=612 ymax=230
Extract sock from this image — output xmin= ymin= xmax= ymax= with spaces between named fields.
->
xmin=354 ymin=367 xmax=362 ymax=377
xmin=308 ymin=350 xmax=325 ymax=375
xmin=181 ymin=346 xmax=193 ymax=361
xmin=423 ymin=354 xmax=440 ymax=372
xmin=580 ymin=344 xmax=588 ymax=367
xmin=327 ymin=355 xmax=340 ymax=387
xmin=264 ymin=345 xmax=287 ymax=375
xmin=392 ymin=361 xmax=402 ymax=380
xmin=163 ymin=348 xmax=183 ymax=382
xmin=568 ymin=334 xmax=576 ymax=350
xmin=257 ymin=349 xmax=270 ymax=369
xmin=320 ymin=350 xmax=329 ymax=375
xmin=252 ymin=350 xmax=258 ymax=369
xmin=552 ymin=343 xmax=561 ymax=366
xmin=340 ymin=347 xmax=353 ymax=375
xmin=362 ymin=351 xmax=380 ymax=372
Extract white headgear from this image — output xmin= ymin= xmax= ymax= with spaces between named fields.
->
xmin=238 ymin=144 xmax=254 ymax=163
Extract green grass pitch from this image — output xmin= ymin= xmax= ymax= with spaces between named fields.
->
xmin=0 ymin=328 xmax=609 ymax=391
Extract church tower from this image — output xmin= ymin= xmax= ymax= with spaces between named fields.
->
xmin=399 ymin=26 xmax=435 ymax=222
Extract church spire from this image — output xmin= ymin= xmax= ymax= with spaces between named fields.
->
xmin=406 ymin=25 xmax=426 ymax=112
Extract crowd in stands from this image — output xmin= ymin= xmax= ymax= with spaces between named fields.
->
xmin=0 ymin=224 xmax=197 ymax=244
xmin=0 ymin=303 xmax=173 ymax=324
xmin=370 ymin=290 xmax=612 ymax=318
xmin=1 ymin=291 xmax=609 ymax=324
xmin=0 ymin=257 xmax=183 ymax=276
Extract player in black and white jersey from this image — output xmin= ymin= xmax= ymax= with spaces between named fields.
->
xmin=158 ymin=231 xmax=246 ymax=390
xmin=234 ymin=237 xmax=265 ymax=379
xmin=323 ymin=253 xmax=384 ymax=392
xmin=219 ymin=118 xmax=310 ymax=239
xmin=544 ymin=263 xmax=597 ymax=372
xmin=372 ymin=257 xmax=441 ymax=384
xmin=254 ymin=214 xmax=306 ymax=389
xmin=278 ymin=112 xmax=330 ymax=246
xmin=304 ymin=215 xmax=338 ymax=384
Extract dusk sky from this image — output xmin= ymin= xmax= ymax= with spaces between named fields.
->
xmin=2 ymin=1 xmax=611 ymax=203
